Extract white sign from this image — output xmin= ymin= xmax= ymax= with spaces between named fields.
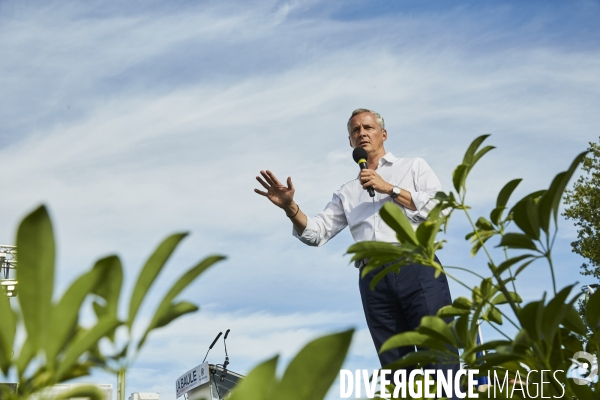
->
xmin=175 ymin=362 xmax=209 ymax=398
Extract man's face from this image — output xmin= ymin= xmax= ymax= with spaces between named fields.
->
xmin=348 ymin=112 xmax=387 ymax=153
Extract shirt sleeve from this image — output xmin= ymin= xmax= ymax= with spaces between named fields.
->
xmin=292 ymin=192 xmax=348 ymax=247
xmin=403 ymin=158 xmax=442 ymax=222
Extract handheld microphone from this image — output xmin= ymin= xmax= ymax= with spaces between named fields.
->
xmin=352 ymin=147 xmax=375 ymax=197
xmin=202 ymin=331 xmax=222 ymax=363
xmin=220 ymin=329 xmax=230 ymax=382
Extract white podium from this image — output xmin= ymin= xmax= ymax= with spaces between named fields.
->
xmin=176 ymin=363 xmax=243 ymax=400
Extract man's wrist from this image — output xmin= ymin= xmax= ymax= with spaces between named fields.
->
xmin=283 ymin=202 xmax=298 ymax=216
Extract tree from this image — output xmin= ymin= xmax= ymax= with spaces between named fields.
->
xmin=563 ymin=137 xmax=600 ymax=280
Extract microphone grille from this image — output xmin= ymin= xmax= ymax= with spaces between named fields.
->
xmin=352 ymin=147 xmax=368 ymax=163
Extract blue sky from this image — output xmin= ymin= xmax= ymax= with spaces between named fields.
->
xmin=1 ymin=1 xmax=599 ymax=399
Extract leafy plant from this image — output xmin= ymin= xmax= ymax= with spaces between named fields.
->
xmin=345 ymin=135 xmax=595 ymax=399
xmin=228 ymin=329 xmax=353 ymax=400
xmin=0 ymin=205 xmax=223 ymax=400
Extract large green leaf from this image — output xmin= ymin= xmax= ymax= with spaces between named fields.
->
xmin=541 ymin=285 xmax=573 ymax=345
xmin=494 ymin=255 xmax=534 ymax=276
xmin=518 ymin=298 xmax=545 ymax=341
xmin=538 ymin=152 xmax=587 ymax=233
xmin=437 ymin=306 xmax=470 ymax=318
xmin=270 ymin=329 xmax=353 ymax=400
xmin=380 ymin=331 xmax=451 ymax=353
xmin=498 ymin=233 xmax=538 ymax=251
xmin=379 ymin=203 xmax=419 ymax=246
xmin=127 ymin=233 xmax=188 ymax=330
xmin=452 ymin=164 xmax=468 ymax=193
xmin=46 ymin=268 xmax=103 ymax=367
xmin=137 ymin=255 xmax=224 ymax=349
xmin=0 ymin=295 xmax=16 ymax=373
xmin=16 ymin=205 xmax=55 ymax=354
xmin=491 ymin=292 xmax=522 ymax=306
xmin=91 ymin=256 xmax=123 ymax=322
xmin=562 ymin=306 xmax=587 ymax=336
xmin=56 ymin=316 xmax=121 ymax=380
xmin=462 ymin=134 xmax=491 ymax=166
xmin=229 ymin=356 xmax=278 ymax=400
xmin=585 ymin=287 xmax=600 ymax=330
xmin=496 ymin=179 xmax=522 ymax=209
xmin=511 ymin=198 xmax=540 ymax=240
xmin=138 ymin=302 xmax=198 ymax=350
xmin=416 ymin=316 xmax=457 ymax=347
xmin=471 ymin=145 xmax=495 ymax=170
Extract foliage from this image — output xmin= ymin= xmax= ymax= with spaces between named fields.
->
xmin=563 ymin=137 xmax=600 ymax=280
xmin=0 ymin=206 xmax=223 ymax=400
xmin=344 ymin=135 xmax=597 ymax=399
xmin=228 ymin=330 xmax=353 ymax=400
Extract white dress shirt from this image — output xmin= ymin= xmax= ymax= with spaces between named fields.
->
xmin=293 ymin=152 xmax=441 ymax=246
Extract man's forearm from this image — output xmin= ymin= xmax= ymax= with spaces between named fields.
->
xmin=387 ymin=186 xmax=417 ymax=211
xmin=283 ymin=202 xmax=308 ymax=234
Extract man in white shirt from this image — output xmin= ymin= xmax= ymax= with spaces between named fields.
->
xmin=255 ymin=108 xmax=456 ymax=372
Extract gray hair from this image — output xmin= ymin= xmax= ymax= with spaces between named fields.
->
xmin=347 ymin=108 xmax=385 ymax=133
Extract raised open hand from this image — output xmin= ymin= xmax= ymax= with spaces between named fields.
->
xmin=254 ymin=170 xmax=295 ymax=209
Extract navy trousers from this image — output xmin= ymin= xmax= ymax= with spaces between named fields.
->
xmin=358 ymin=257 xmax=459 ymax=376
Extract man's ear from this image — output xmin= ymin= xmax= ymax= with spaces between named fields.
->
xmin=348 ymin=136 xmax=354 ymax=148
xmin=382 ymin=129 xmax=388 ymax=141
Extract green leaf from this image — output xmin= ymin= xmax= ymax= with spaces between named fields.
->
xmin=452 ymin=315 xmax=470 ymax=348
xmin=498 ymin=233 xmax=538 ymax=251
xmin=415 ymin=220 xmax=439 ymax=251
xmin=379 ymin=203 xmax=419 ymax=246
xmin=518 ymin=298 xmax=545 ymax=341
xmin=462 ymin=134 xmax=491 ymax=166
xmin=128 ymin=233 xmax=188 ymax=330
xmin=495 ymin=255 xmax=534 ymax=276
xmin=586 ymin=287 xmax=600 ymax=330
xmin=137 ymin=255 xmax=224 ymax=349
xmin=511 ymin=198 xmax=540 ymax=240
xmin=348 ymin=241 xmax=405 ymax=264
xmin=138 ymin=302 xmax=198 ymax=349
xmin=0 ymin=295 xmax=16 ymax=373
xmin=91 ymin=256 xmax=123 ymax=323
xmin=47 ymin=268 xmax=104 ymax=367
xmin=484 ymin=306 xmax=503 ymax=325
xmin=16 ymin=205 xmax=55 ymax=354
xmin=270 ymin=330 xmax=353 ymax=400
xmin=417 ymin=316 xmax=457 ymax=347
xmin=541 ymin=285 xmax=574 ymax=345
xmin=471 ymin=145 xmax=495 ymax=169
xmin=16 ymin=337 xmax=34 ymax=377
xmin=538 ymin=151 xmax=587 ymax=233
xmin=56 ymin=316 xmax=121 ymax=380
xmin=570 ymin=384 xmax=594 ymax=400
xmin=452 ymin=164 xmax=468 ymax=193
xmin=229 ymin=356 xmax=278 ymax=400
xmin=475 ymin=217 xmax=494 ymax=231
xmin=380 ymin=331 xmax=452 ymax=353
xmin=437 ymin=306 xmax=470 ymax=318
xmin=453 ymin=297 xmax=472 ymax=310
xmin=563 ymin=307 xmax=587 ymax=336
xmin=514 ymin=259 xmax=536 ymax=277
xmin=491 ymin=292 xmax=522 ymax=306
xmin=496 ymin=179 xmax=522 ymax=209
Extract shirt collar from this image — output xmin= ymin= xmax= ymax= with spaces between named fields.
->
xmin=378 ymin=152 xmax=398 ymax=167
